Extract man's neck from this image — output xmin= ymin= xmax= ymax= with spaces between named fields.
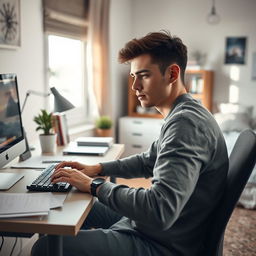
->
xmin=156 ymin=86 xmax=187 ymax=118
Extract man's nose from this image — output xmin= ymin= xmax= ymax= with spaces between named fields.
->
xmin=131 ymin=78 xmax=141 ymax=91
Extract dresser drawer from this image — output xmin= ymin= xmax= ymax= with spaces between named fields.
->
xmin=119 ymin=117 xmax=163 ymax=157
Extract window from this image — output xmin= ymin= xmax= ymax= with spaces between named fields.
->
xmin=46 ymin=34 xmax=87 ymax=127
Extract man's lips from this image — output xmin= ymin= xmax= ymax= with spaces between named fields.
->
xmin=137 ymin=94 xmax=146 ymax=100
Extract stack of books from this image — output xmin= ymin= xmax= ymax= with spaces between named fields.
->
xmin=63 ymin=137 xmax=113 ymax=156
xmin=76 ymin=137 xmax=113 ymax=147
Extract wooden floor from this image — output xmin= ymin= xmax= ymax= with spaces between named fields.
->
xmin=116 ymin=178 xmax=256 ymax=255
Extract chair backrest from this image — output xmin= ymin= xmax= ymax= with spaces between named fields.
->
xmin=202 ymin=129 xmax=256 ymax=256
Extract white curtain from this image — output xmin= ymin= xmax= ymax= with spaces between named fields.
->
xmin=86 ymin=0 xmax=110 ymax=121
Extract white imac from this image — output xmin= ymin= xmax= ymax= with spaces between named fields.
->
xmin=0 ymin=73 xmax=26 ymax=190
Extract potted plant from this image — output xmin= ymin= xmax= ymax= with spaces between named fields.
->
xmin=34 ymin=109 xmax=56 ymax=153
xmin=95 ymin=115 xmax=112 ymax=137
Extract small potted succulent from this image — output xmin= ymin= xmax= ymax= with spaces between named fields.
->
xmin=34 ymin=109 xmax=56 ymax=153
xmin=95 ymin=115 xmax=112 ymax=137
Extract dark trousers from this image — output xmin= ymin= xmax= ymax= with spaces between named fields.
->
xmin=31 ymin=201 xmax=161 ymax=256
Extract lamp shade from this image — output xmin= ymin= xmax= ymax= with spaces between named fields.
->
xmin=50 ymin=87 xmax=75 ymax=113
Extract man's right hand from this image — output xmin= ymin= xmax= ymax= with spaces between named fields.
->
xmin=54 ymin=161 xmax=102 ymax=177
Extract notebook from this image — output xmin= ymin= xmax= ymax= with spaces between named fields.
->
xmin=63 ymin=142 xmax=109 ymax=156
xmin=76 ymin=137 xmax=113 ymax=147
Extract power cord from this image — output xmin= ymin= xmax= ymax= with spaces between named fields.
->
xmin=0 ymin=236 xmax=4 ymax=252
xmin=17 ymin=238 xmax=22 ymax=256
xmin=9 ymin=237 xmax=18 ymax=256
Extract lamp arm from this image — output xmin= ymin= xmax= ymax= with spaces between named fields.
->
xmin=21 ymin=90 xmax=51 ymax=114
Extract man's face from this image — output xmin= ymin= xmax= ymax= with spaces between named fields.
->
xmin=130 ymin=54 xmax=171 ymax=109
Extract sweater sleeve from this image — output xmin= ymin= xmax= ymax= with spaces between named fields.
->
xmin=98 ymin=115 xmax=214 ymax=231
xmin=100 ymin=139 xmax=158 ymax=179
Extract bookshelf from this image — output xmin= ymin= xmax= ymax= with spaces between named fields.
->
xmin=185 ymin=70 xmax=213 ymax=112
xmin=127 ymin=70 xmax=214 ymax=118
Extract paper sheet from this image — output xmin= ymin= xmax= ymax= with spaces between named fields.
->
xmin=0 ymin=192 xmax=67 ymax=218
xmin=0 ymin=193 xmax=50 ymax=217
xmin=11 ymin=155 xmax=79 ymax=169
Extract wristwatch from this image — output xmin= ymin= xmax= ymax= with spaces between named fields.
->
xmin=91 ymin=178 xmax=105 ymax=196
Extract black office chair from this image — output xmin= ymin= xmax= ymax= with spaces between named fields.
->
xmin=201 ymin=129 xmax=256 ymax=256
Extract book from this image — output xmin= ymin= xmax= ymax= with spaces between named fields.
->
xmin=63 ymin=142 xmax=109 ymax=156
xmin=52 ymin=113 xmax=70 ymax=146
xmin=76 ymin=137 xmax=113 ymax=147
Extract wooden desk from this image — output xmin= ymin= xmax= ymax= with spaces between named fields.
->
xmin=0 ymin=144 xmax=124 ymax=256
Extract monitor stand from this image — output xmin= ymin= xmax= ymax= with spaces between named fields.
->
xmin=0 ymin=173 xmax=24 ymax=190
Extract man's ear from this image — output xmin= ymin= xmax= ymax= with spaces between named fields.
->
xmin=167 ymin=64 xmax=180 ymax=83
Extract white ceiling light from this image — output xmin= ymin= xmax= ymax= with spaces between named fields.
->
xmin=207 ymin=0 xmax=220 ymax=25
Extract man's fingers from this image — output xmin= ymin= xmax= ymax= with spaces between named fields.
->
xmin=51 ymin=176 xmax=70 ymax=184
xmin=55 ymin=161 xmax=73 ymax=170
xmin=51 ymin=169 xmax=71 ymax=181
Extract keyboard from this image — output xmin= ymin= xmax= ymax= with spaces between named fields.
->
xmin=27 ymin=164 xmax=72 ymax=192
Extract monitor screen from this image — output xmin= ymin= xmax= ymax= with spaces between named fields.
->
xmin=0 ymin=73 xmax=25 ymax=168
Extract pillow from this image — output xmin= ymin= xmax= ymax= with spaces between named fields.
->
xmin=219 ymin=103 xmax=253 ymax=117
xmin=214 ymin=112 xmax=251 ymax=132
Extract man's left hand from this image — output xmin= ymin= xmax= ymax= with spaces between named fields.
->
xmin=51 ymin=168 xmax=93 ymax=193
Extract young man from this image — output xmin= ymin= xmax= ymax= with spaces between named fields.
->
xmin=32 ymin=31 xmax=228 ymax=256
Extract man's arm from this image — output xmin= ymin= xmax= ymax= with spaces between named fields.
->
xmin=96 ymin=116 xmax=214 ymax=231
xmin=100 ymin=140 xmax=158 ymax=179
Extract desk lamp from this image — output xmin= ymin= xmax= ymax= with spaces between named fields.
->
xmin=19 ymin=87 xmax=75 ymax=161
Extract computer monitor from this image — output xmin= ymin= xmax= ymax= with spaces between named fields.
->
xmin=0 ymin=74 xmax=26 ymax=188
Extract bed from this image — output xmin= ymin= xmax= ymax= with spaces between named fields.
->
xmin=214 ymin=103 xmax=256 ymax=209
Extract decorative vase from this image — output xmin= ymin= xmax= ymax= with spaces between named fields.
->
xmin=39 ymin=134 xmax=57 ymax=153
xmin=95 ymin=128 xmax=112 ymax=137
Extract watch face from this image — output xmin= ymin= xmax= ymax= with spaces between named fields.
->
xmin=93 ymin=178 xmax=105 ymax=185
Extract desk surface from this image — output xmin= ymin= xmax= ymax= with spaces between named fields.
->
xmin=0 ymin=144 xmax=124 ymax=236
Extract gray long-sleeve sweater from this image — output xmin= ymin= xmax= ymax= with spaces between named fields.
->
xmin=98 ymin=94 xmax=229 ymax=256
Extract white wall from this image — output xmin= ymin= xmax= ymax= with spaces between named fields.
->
xmin=0 ymin=0 xmax=45 ymax=142
xmin=109 ymin=0 xmax=132 ymax=137
xmin=1 ymin=0 xmax=256 ymax=142
xmin=129 ymin=0 xmax=256 ymax=114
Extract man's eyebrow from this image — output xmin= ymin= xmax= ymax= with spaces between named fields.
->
xmin=130 ymin=69 xmax=150 ymax=76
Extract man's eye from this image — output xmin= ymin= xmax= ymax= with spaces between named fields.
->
xmin=141 ymin=74 xmax=149 ymax=79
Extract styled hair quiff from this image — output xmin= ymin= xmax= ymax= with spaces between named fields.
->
xmin=118 ymin=31 xmax=187 ymax=84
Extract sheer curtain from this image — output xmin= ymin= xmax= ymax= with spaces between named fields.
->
xmin=86 ymin=0 xmax=110 ymax=121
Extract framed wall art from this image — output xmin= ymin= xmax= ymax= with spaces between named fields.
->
xmin=225 ymin=37 xmax=247 ymax=65
xmin=0 ymin=0 xmax=21 ymax=49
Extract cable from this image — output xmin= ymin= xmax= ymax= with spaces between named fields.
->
xmin=0 ymin=236 xmax=4 ymax=251
xmin=9 ymin=237 xmax=18 ymax=256
xmin=17 ymin=238 xmax=22 ymax=256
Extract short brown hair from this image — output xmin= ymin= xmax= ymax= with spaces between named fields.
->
xmin=118 ymin=31 xmax=187 ymax=84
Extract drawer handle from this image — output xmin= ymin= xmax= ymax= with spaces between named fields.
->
xmin=132 ymin=133 xmax=142 ymax=136
xmin=132 ymin=145 xmax=142 ymax=148
xmin=133 ymin=121 xmax=142 ymax=124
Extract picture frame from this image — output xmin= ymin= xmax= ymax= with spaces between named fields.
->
xmin=0 ymin=0 xmax=21 ymax=49
xmin=225 ymin=37 xmax=247 ymax=65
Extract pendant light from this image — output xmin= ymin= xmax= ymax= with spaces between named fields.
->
xmin=207 ymin=0 xmax=220 ymax=25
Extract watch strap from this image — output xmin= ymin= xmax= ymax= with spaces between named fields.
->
xmin=91 ymin=178 xmax=105 ymax=196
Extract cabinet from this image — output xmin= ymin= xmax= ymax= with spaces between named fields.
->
xmin=128 ymin=70 xmax=213 ymax=117
xmin=119 ymin=117 xmax=164 ymax=157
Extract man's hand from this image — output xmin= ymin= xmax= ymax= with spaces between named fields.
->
xmin=54 ymin=161 xmax=102 ymax=177
xmin=51 ymin=167 xmax=93 ymax=193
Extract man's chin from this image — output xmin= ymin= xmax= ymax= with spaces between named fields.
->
xmin=140 ymin=101 xmax=151 ymax=108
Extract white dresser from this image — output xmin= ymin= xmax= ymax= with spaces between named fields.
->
xmin=119 ymin=116 xmax=164 ymax=157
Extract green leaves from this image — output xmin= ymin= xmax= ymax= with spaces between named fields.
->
xmin=33 ymin=109 xmax=53 ymax=135
xmin=95 ymin=116 xmax=112 ymax=129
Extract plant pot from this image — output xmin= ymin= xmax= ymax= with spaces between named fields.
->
xmin=39 ymin=134 xmax=57 ymax=153
xmin=95 ymin=128 xmax=112 ymax=137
